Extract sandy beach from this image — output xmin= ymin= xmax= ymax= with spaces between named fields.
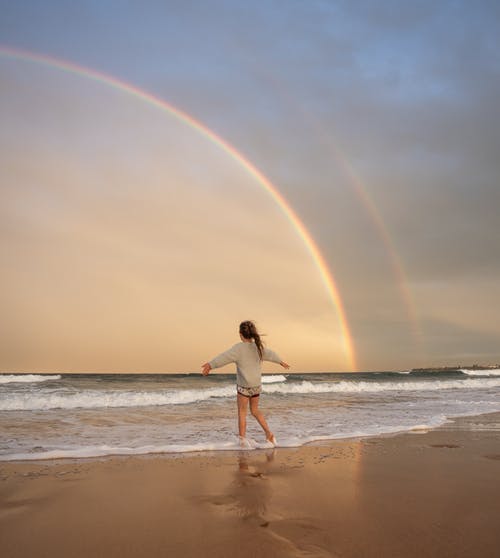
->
xmin=1 ymin=412 xmax=499 ymax=558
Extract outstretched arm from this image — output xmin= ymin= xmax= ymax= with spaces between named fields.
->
xmin=201 ymin=344 xmax=240 ymax=376
xmin=263 ymin=347 xmax=289 ymax=369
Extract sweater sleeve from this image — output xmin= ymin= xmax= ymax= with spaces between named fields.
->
xmin=262 ymin=347 xmax=282 ymax=364
xmin=209 ymin=344 xmax=240 ymax=370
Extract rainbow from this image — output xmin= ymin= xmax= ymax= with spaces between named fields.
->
xmin=318 ymin=136 xmax=422 ymax=342
xmin=0 ymin=45 xmax=357 ymax=371
xmin=252 ymin=69 xmax=421 ymax=346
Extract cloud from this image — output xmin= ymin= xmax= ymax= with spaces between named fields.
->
xmin=419 ymin=317 xmax=500 ymax=365
xmin=1 ymin=0 xmax=499 ymax=369
xmin=0 ymin=60 xmax=349 ymax=372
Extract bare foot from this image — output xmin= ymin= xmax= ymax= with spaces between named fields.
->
xmin=239 ymin=436 xmax=251 ymax=449
xmin=266 ymin=433 xmax=277 ymax=446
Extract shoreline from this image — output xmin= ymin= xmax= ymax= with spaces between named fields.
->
xmin=2 ymin=408 xmax=500 ymax=464
xmin=2 ymin=411 xmax=500 ymax=557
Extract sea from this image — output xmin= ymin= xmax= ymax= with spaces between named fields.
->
xmin=1 ymin=369 xmax=500 ymax=461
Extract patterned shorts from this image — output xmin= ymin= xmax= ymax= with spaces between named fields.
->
xmin=237 ymin=385 xmax=262 ymax=398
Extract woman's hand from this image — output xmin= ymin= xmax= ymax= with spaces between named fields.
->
xmin=280 ymin=361 xmax=290 ymax=370
xmin=201 ymin=363 xmax=212 ymax=376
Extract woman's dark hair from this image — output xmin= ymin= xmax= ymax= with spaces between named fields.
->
xmin=239 ymin=320 xmax=264 ymax=360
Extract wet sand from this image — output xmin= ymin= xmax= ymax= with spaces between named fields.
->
xmin=1 ymin=413 xmax=499 ymax=558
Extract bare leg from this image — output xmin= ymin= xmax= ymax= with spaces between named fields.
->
xmin=237 ymin=393 xmax=249 ymax=438
xmin=250 ymin=396 xmax=274 ymax=442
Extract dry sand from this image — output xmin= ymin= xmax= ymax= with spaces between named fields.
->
xmin=1 ymin=413 xmax=499 ymax=558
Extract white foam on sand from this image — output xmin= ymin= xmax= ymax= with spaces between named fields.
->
xmin=0 ymin=437 xmax=277 ymax=461
xmin=2 ymin=401 xmax=499 ymax=462
xmin=0 ymin=414 xmax=455 ymax=462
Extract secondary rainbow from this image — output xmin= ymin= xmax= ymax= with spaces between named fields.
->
xmin=0 ymin=45 xmax=357 ymax=371
xmin=320 ymin=137 xmax=422 ymax=342
xmin=255 ymin=69 xmax=422 ymax=348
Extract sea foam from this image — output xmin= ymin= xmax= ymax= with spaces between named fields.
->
xmin=261 ymin=374 xmax=287 ymax=383
xmin=0 ymin=437 xmax=277 ymax=461
xmin=2 ymin=377 xmax=499 ymax=411
xmin=0 ymin=374 xmax=61 ymax=384
xmin=460 ymin=368 xmax=500 ymax=377
xmin=264 ymin=377 xmax=500 ymax=395
xmin=0 ymin=385 xmax=235 ymax=411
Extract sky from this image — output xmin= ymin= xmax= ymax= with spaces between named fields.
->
xmin=0 ymin=0 xmax=499 ymax=372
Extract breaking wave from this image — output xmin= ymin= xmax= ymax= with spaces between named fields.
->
xmin=1 ymin=376 xmax=499 ymax=411
xmin=261 ymin=374 xmax=287 ymax=384
xmin=460 ymin=368 xmax=500 ymax=377
xmin=0 ymin=374 xmax=61 ymax=384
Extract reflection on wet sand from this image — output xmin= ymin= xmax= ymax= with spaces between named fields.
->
xmin=231 ymin=450 xmax=276 ymax=524
xmin=2 ymin=418 xmax=499 ymax=558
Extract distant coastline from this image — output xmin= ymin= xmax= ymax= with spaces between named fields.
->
xmin=1 ymin=364 xmax=500 ymax=375
xmin=411 ymin=364 xmax=500 ymax=373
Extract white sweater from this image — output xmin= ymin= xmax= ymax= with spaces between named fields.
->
xmin=209 ymin=341 xmax=282 ymax=387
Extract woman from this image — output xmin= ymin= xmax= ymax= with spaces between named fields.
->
xmin=201 ymin=320 xmax=290 ymax=446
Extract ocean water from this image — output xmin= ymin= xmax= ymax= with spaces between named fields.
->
xmin=1 ymin=369 xmax=499 ymax=461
